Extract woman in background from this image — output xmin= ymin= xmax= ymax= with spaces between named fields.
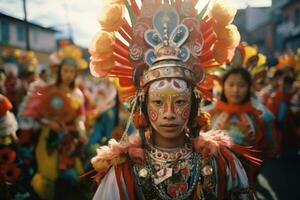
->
xmin=205 ymin=67 xmax=279 ymax=192
xmin=31 ymin=58 xmax=88 ymax=200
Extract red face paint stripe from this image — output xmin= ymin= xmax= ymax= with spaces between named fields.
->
xmin=149 ymin=108 xmax=158 ymax=122
xmin=181 ymin=106 xmax=191 ymax=120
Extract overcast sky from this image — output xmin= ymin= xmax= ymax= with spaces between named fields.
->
xmin=0 ymin=0 xmax=272 ymax=48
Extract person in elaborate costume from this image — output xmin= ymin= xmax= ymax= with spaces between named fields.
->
xmin=27 ymin=45 xmax=89 ymax=200
xmin=0 ymin=49 xmax=28 ymax=115
xmin=0 ymin=94 xmax=37 ymax=199
xmin=17 ymin=54 xmax=47 ymax=146
xmin=88 ymin=78 xmax=119 ymax=145
xmin=266 ymin=65 xmax=299 ymax=149
xmin=88 ymin=0 xmax=260 ymax=199
xmin=205 ymin=43 xmax=279 ymax=191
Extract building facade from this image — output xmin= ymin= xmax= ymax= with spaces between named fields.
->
xmin=0 ymin=12 xmax=57 ymax=65
xmin=235 ymin=0 xmax=300 ymax=58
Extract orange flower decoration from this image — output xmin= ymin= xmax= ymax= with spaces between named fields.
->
xmin=0 ymin=163 xmax=21 ymax=183
xmin=0 ymin=147 xmax=16 ymax=164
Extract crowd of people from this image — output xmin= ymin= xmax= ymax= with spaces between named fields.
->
xmin=0 ymin=0 xmax=299 ymax=200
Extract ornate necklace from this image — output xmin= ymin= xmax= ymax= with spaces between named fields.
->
xmin=132 ymin=142 xmax=201 ymax=200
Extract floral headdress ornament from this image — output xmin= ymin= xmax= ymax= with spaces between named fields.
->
xmin=1 ymin=48 xmax=38 ymax=74
xmin=50 ymin=44 xmax=88 ymax=70
xmin=89 ymin=0 xmax=240 ymax=143
xmin=231 ymin=42 xmax=267 ymax=83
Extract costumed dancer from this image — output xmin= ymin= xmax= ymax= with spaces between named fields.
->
xmin=88 ymin=78 xmax=119 ymax=146
xmin=88 ymin=0 xmax=260 ymax=199
xmin=28 ymin=45 xmax=89 ymax=200
xmin=17 ymin=51 xmax=44 ymax=146
xmin=267 ymin=51 xmax=299 ymax=149
xmin=0 ymin=49 xmax=27 ymax=114
xmin=205 ymin=44 xmax=279 ymax=191
xmin=0 ymin=94 xmax=36 ymax=199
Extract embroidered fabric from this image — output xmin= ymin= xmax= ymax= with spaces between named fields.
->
xmin=132 ymin=142 xmax=202 ymax=200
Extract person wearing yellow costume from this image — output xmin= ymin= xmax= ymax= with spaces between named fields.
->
xmin=29 ymin=45 xmax=88 ymax=200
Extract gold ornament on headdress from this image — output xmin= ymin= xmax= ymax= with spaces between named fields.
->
xmin=20 ymin=51 xmax=39 ymax=72
xmin=232 ymin=42 xmax=267 ymax=83
xmin=51 ymin=44 xmax=88 ymax=70
xmin=89 ymin=0 xmax=241 ymax=142
xmin=1 ymin=48 xmax=38 ymax=72
xmin=89 ymin=0 xmax=240 ymax=101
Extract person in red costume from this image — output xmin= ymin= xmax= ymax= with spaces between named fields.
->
xmin=204 ymin=67 xmax=279 ymax=192
xmin=266 ymin=67 xmax=299 ymax=150
xmin=88 ymin=0 xmax=261 ymax=199
xmin=27 ymin=49 xmax=89 ymax=199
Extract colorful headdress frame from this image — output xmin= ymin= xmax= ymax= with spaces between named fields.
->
xmin=1 ymin=48 xmax=38 ymax=73
xmin=276 ymin=49 xmax=297 ymax=70
xmin=89 ymin=0 xmax=240 ymax=102
xmin=232 ymin=42 xmax=267 ymax=82
xmin=50 ymin=44 xmax=88 ymax=70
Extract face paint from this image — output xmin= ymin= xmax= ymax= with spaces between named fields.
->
xmin=149 ymin=108 xmax=158 ymax=122
xmin=147 ymin=79 xmax=192 ymax=142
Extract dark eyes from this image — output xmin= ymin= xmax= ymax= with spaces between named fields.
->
xmin=151 ymin=99 xmax=187 ymax=106
xmin=175 ymin=99 xmax=187 ymax=106
xmin=152 ymin=100 xmax=163 ymax=106
xmin=228 ymin=83 xmax=247 ymax=87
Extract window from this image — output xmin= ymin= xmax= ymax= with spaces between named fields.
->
xmin=294 ymin=8 xmax=300 ymax=26
xmin=1 ymin=20 xmax=9 ymax=43
xmin=16 ymin=24 xmax=25 ymax=42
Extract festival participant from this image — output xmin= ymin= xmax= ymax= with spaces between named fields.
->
xmin=0 ymin=94 xmax=36 ymax=199
xmin=88 ymin=0 xmax=260 ymax=199
xmin=18 ymin=68 xmax=50 ymax=146
xmin=205 ymin=67 xmax=278 ymax=192
xmin=88 ymin=78 xmax=119 ymax=145
xmin=29 ymin=45 xmax=88 ymax=200
xmin=1 ymin=49 xmax=26 ymax=114
xmin=258 ymin=69 xmax=284 ymax=105
xmin=267 ymin=66 xmax=298 ymax=149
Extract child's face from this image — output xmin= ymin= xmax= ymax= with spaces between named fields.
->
xmin=147 ymin=79 xmax=191 ymax=141
xmin=60 ymin=64 xmax=76 ymax=86
xmin=224 ymin=74 xmax=249 ymax=104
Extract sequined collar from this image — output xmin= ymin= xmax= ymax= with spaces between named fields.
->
xmin=146 ymin=142 xmax=193 ymax=163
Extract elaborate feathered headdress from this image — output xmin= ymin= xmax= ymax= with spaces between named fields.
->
xmin=89 ymin=0 xmax=240 ymax=141
xmin=50 ymin=44 xmax=88 ymax=70
xmin=1 ymin=48 xmax=38 ymax=74
xmin=89 ymin=0 xmax=240 ymax=101
xmin=231 ymin=42 xmax=267 ymax=83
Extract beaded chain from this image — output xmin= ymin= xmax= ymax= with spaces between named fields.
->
xmin=132 ymin=143 xmax=202 ymax=200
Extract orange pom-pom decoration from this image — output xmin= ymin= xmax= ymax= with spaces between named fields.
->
xmin=214 ymin=24 xmax=240 ymax=48
xmin=97 ymin=3 xmax=125 ymax=32
xmin=210 ymin=0 xmax=237 ymax=26
xmin=212 ymin=41 xmax=236 ymax=64
xmin=0 ymin=95 xmax=12 ymax=116
xmin=103 ymin=0 xmax=125 ymax=3
xmin=89 ymin=55 xmax=115 ymax=77
xmin=2 ymin=163 xmax=21 ymax=183
xmin=89 ymin=31 xmax=115 ymax=56
xmin=0 ymin=147 xmax=16 ymax=164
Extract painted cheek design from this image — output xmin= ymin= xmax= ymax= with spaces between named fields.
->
xmin=149 ymin=108 xmax=158 ymax=122
xmin=181 ymin=105 xmax=191 ymax=120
